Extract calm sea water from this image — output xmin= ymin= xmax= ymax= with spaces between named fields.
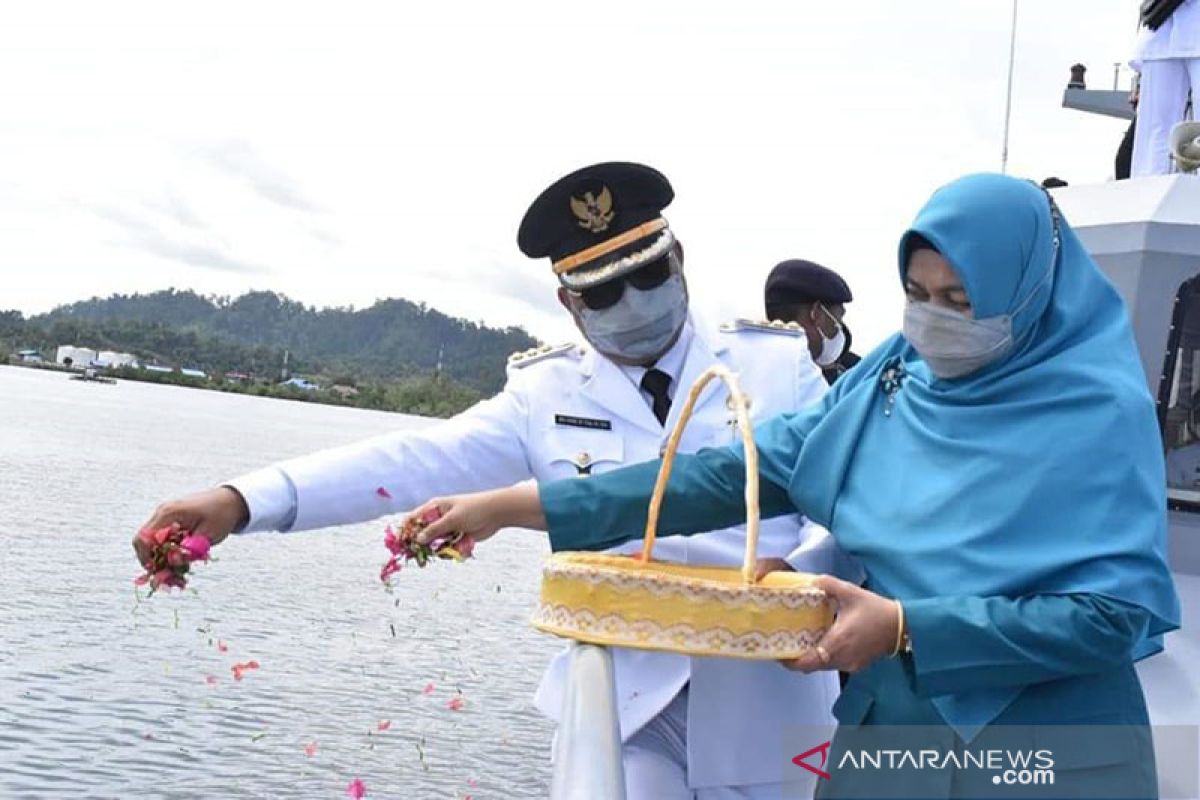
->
xmin=0 ymin=365 xmax=559 ymax=799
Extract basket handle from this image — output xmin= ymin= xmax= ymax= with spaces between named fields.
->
xmin=640 ymin=365 xmax=760 ymax=585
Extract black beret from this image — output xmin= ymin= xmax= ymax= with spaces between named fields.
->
xmin=517 ymin=162 xmax=675 ymax=289
xmin=764 ymin=259 xmax=853 ymax=306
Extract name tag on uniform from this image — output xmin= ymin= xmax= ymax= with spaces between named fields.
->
xmin=555 ymin=414 xmax=612 ymax=431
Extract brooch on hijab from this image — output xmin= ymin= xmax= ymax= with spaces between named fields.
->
xmin=879 ymin=358 xmax=907 ymax=417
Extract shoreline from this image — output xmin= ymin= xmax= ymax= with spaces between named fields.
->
xmin=2 ymin=358 xmax=480 ymax=418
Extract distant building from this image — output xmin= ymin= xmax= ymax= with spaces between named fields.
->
xmin=180 ymin=368 xmax=207 ymax=379
xmin=96 ymin=350 xmax=138 ymax=368
xmin=143 ymin=364 xmax=174 ymax=374
xmin=16 ymin=349 xmax=43 ymax=363
xmin=224 ymin=371 xmax=251 ymax=383
xmin=282 ymin=377 xmax=320 ymax=391
xmin=56 ymin=345 xmax=98 ymax=367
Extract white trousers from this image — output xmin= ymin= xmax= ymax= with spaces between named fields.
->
xmin=1132 ymin=57 xmax=1200 ymax=177
xmin=622 ymin=688 xmax=815 ymax=800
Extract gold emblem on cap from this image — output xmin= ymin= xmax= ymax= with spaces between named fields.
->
xmin=570 ymin=186 xmax=615 ymax=233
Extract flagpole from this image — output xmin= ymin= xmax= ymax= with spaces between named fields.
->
xmin=1001 ymin=0 xmax=1019 ymax=174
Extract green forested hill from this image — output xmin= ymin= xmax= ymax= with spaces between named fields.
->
xmin=13 ymin=289 xmax=538 ymax=395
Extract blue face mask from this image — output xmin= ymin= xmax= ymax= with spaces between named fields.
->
xmin=578 ymin=273 xmax=688 ymax=363
xmin=903 ymin=301 xmax=1013 ymax=379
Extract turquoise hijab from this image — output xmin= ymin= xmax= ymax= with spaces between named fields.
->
xmin=768 ymin=173 xmax=1179 ymax=734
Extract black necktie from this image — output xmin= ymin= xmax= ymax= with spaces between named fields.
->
xmin=640 ymin=368 xmax=673 ymax=425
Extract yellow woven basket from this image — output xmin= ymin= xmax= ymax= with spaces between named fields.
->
xmin=531 ymin=365 xmax=833 ymax=659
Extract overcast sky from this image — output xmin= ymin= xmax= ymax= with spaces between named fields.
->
xmin=1 ymin=0 xmax=1142 ymax=350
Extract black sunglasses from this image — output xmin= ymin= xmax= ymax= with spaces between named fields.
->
xmin=573 ymin=255 xmax=674 ymax=311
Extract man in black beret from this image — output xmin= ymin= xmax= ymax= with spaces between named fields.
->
xmin=764 ymin=259 xmax=861 ymax=384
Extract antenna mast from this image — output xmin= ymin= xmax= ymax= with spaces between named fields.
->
xmin=1001 ymin=0 xmax=1020 ymax=174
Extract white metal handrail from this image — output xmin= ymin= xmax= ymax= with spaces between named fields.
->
xmin=550 ymin=643 xmax=626 ymax=799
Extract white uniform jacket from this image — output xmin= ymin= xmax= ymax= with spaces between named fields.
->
xmin=230 ymin=315 xmax=854 ymax=789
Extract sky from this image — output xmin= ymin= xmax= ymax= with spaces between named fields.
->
xmin=0 ymin=0 xmax=1143 ymax=350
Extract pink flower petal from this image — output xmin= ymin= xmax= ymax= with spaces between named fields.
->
xmin=419 ymin=506 xmax=443 ymax=525
xmin=179 ymin=534 xmax=211 ymax=561
xmin=422 ymin=683 xmax=435 ymax=695
xmin=380 ymin=559 xmax=402 ymax=583
xmin=231 ymin=660 xmax=259 ymax=681
xmin=304 ymin=741 xmax=318 ymax=757
xmin=376 ymin=487 xmax=393 ymax=499
xmin=456 ymin=536 xmax=476 ymax=559
xmin=447 ymin=696 xmax=465 ymax=711
xmin=346 ymin=777 xmax=367 ymax=799
xmin=376 ymin=720 xmax=391 ymax=732
xmin=205 ymin=675 xmax=218 ymax=686
xmin=217 ymin=640 xmax=228 ymax=653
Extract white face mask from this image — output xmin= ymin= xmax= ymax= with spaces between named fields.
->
xmin=577 ymin=273 xmax=689 ymax=363
xmin=903 ymin=301 xmax=1013 ymax=379
xmin=812 ymin=304 xmax=847 ymax=367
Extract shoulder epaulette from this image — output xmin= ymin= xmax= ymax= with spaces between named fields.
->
xmin=507 ymin=342 xmax=578 ymax=369
xmin=719 ymin=318 xmax=805 ymax=337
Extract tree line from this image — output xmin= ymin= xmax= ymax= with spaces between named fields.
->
xmin=0 ymin=290 xmax=540 ymax=418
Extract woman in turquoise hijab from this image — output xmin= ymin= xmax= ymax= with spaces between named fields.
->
xmin=417 ymin=174 xmax=1180 ymax=797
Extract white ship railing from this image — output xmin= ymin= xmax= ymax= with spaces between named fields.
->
xmin=550 ymin=643 xmax=626 ymax=800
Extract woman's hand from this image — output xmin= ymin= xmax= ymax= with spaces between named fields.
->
xmin=782 ymin=576 xmax=901 ymax=674
xmin=413 ymin=483 xmax=546 ymax=545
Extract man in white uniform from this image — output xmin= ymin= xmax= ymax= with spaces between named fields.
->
xmin=1131 ymin=0 xmax=1200 ymax=176
xmin=1167 ymin=392 xmax=1200 ymax=489
xmin=136 ymin=162 xmax=849 ymax=799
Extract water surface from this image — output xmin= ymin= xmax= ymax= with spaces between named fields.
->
xmin=0 ymin=365 xmax=558 ymax=798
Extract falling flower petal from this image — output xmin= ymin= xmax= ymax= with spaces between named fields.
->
xmin=422 ymin=683 xmax=435 ymax=695
xmin=205 ymin=675 xmax=218 ymax=686
xmin=380 ymin=559 xmax=402 ymax=583
xmin=346 ymin=777 xmax=367 ymax=799
xmin=304 ymin=741 xmax=319 ymax=757
xmin=376 ymin=720 xmax=391 ymax=732
xmin=447 ymin=696 xmax=465 ymax=711
xmin=232 ymin=660 xmax=260 ymax=681
xmin=217 ymin=640 xmax=228 ymax=653
xmin=376 ymin=486 xmax=393 ymax=499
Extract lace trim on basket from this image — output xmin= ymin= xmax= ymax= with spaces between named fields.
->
xmin=531 ymin=604 xmax=828 ymax=657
